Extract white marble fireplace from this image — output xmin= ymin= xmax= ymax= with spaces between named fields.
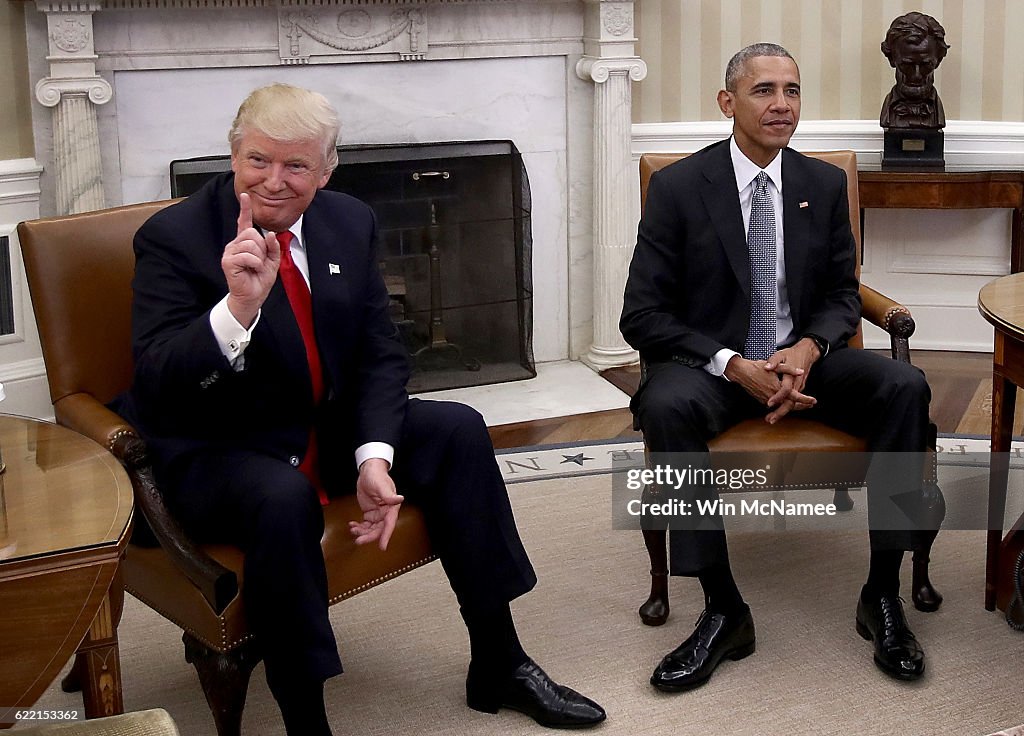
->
xmin=23 ymin=0 xmax=647 ymax=381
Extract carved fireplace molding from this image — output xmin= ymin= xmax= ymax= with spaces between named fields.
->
xmin=26 ymin=0 xmax=645 ymax=368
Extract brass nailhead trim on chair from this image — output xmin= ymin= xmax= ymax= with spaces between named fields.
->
xmin=107 ymin=428 xmax=138 ymax=452
xmin=126 ymin=586 xmax=253 ymax=653
xmin=129 ymin=557 xmax=438 ymax=652
xmin=883 ymin=306 xmax=910 ymax=331
xmin=328 ymin=555 xmax=437 ymax=606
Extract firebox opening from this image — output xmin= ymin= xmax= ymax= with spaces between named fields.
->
xmin=170 ymin=140 xmax=535 ymax=393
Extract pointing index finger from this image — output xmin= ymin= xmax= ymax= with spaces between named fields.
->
xmin=237 ymin=192 xmax=253 ymax=235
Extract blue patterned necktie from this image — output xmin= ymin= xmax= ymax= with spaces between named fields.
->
xmin=743 ymin=171 xmax=777 ymax=361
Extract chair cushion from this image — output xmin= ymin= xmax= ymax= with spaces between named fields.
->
xmin=707 ymin=418 xmax=870 ymax=491
xmin=708 ymin=417 xmax=867 ymax=453
xmin=123 ymin=496 xmax=434 ymax=652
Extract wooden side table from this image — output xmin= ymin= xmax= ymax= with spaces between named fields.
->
xmin=859 ymin=169 xmax=1024 ymax=272
xmin=978 ymin=273 xmax=1024 ymax=612
xmin=0 ymin=416 xmax=133 ymax=728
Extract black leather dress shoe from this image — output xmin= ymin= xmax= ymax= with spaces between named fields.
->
xmin=855 ymin=594 xmax=925 ymax=680
xmin=467 ymin=659 xmax=606 ymax=729
xmin=650 ymin=608 xmax=755 ymax=692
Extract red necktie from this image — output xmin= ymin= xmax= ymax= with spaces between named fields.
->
xmin=276 ymin=230 xmax=328 ymax=504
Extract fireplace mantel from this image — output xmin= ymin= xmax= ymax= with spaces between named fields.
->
xmin=25 ymin=0 xmax=645 ymax=368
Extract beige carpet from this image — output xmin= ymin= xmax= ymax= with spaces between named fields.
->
xmin=18 ymin=474 xmax=1024 ymax=735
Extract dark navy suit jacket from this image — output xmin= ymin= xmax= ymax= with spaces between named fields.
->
xmin=620 ymin=139 xmax=862 ymax=368
xmin=118 ymin=172 xmax=409 ymax=487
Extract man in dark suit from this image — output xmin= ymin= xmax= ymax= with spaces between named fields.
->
xmin=121 ymin=83 xmax=605 ymax=734
xmin=620 ymin=44 xmax=934 ymax=689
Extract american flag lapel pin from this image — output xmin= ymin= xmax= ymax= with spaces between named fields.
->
xmin=328 ymin=263 xmax=341 ymax=275
xmin=799 ymin=201 xmax=809 ymax=208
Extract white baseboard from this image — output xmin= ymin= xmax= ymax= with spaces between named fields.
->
xmin=0 ymin=359 xmax=53 ymax=420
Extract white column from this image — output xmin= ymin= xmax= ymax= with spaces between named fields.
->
xmin=34 ymin=3 xmax=111 ymax=215
xmin=577 ymin=1 xmax=646 ymax=370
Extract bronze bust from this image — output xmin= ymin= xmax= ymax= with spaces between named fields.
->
xmin=880 ymin=12 xmax=950 ymax=129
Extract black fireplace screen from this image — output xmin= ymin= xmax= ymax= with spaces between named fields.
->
xmin=170 ymin=140 xmax=534 ymax=393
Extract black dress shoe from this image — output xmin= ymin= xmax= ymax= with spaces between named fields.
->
xmin=855 ymin=594 xmax=925 ymax=681
xmin=650 ymin=608 xmax=755 ymax=692
xmin=467 ymin=658 xmax=606 ymax=729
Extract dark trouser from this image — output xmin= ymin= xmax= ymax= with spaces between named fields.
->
xmin=632 ymin=348 xmax=932 ymax=576
xmin=168 ymin=398 xmax=537 ymax=698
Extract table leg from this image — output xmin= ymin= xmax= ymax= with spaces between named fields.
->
xmin=986 ymin=366 xmax=1016 ymax=610
xmin=78 ymin=570 xmax=125 ymax=719
xmin=1012 ymin=205 xmax=1023 ymax=274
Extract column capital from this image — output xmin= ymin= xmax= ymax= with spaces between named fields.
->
xmin=576 ymin=56 xmax=647 ymax=85
xmin=35 ymin=75 xmax=113 ymax=107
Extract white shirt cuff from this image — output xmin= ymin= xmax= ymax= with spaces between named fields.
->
xmin=356 ymin=442 xmax=394 ymax=470
xmin=210 ymin=297 xmax=260 ymax=369
xmin=705 ymin=348 xmax=740 ymax=380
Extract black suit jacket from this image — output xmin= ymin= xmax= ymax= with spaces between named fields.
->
xmin=118 ymin=172 xmax=409 ymax=484
xmin=620 ymin=139 xmax=861 ymax=368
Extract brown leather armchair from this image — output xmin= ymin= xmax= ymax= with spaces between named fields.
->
xmin=634 ymin=151 xmax=942 ymax=626
xmin=18 ymin=201 xmax=436 ymax=736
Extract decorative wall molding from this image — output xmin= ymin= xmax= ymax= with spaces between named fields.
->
xmin=0 ymin=159 xmax=44 ymax=205
xmin=633 ymin=120 xmax=1024 ymax=169
xmin=0 ymin=357 xmax=47 ymax=384
xmin=280 ymin=7 xmax=427 ymax=62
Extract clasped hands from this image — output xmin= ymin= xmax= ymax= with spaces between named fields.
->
xmin=724 ymin=338 xmax=822 ymax=424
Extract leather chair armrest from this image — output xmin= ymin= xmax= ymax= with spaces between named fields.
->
xmin=54 ymin=392 xmax=137 ymax=452
xmin=859 ymin=284 xmax=916 ymax=363
xmin=53 ymin=393 xmax=239 ymax=614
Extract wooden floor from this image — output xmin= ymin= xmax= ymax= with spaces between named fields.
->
xmin=488 ymin=350 xmax=1011 ymax=450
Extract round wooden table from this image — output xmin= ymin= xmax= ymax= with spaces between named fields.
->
xmin=0 ymin=415 xmax=133 ymax=728
xmin=978 ymin=273 xmax=1024 ymax=612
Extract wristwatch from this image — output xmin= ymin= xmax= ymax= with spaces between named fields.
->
xmin=804 ymin=333 xmax=829 ymax=360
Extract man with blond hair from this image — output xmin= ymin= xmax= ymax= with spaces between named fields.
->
xmin=119 ymin=83 xmax=605 ymax=734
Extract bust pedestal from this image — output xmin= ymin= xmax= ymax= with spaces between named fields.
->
xmin=882 ymin=129 xmax=945 ymax=169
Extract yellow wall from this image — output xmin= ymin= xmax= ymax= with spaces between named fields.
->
xmin=635 ymin=0 xmax=1024 ymax=123
xmin=1 ymin=1 xmax=33 ymax=159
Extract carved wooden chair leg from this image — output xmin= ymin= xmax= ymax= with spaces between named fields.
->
xmin=832 ymin=487 xmax=855 ymax=512
xmin=912 ymin=543 xmax=942 ymax=612
xmin=640 ymin=528 xmax=670 ymax=626
xmin=912 ymin=443 xmax=944 ymax=612
xmin=183 ymin=633 xmax=261 ymax=736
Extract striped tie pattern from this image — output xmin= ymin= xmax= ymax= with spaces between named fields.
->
xmin=743 ymin=171 xmax=778 ymax=361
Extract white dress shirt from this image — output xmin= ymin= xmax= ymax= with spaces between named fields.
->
xmin=704 ymin=137 xmax=796 ymax=378
xmin=209 ymin=213 xmax=394 ymax=470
